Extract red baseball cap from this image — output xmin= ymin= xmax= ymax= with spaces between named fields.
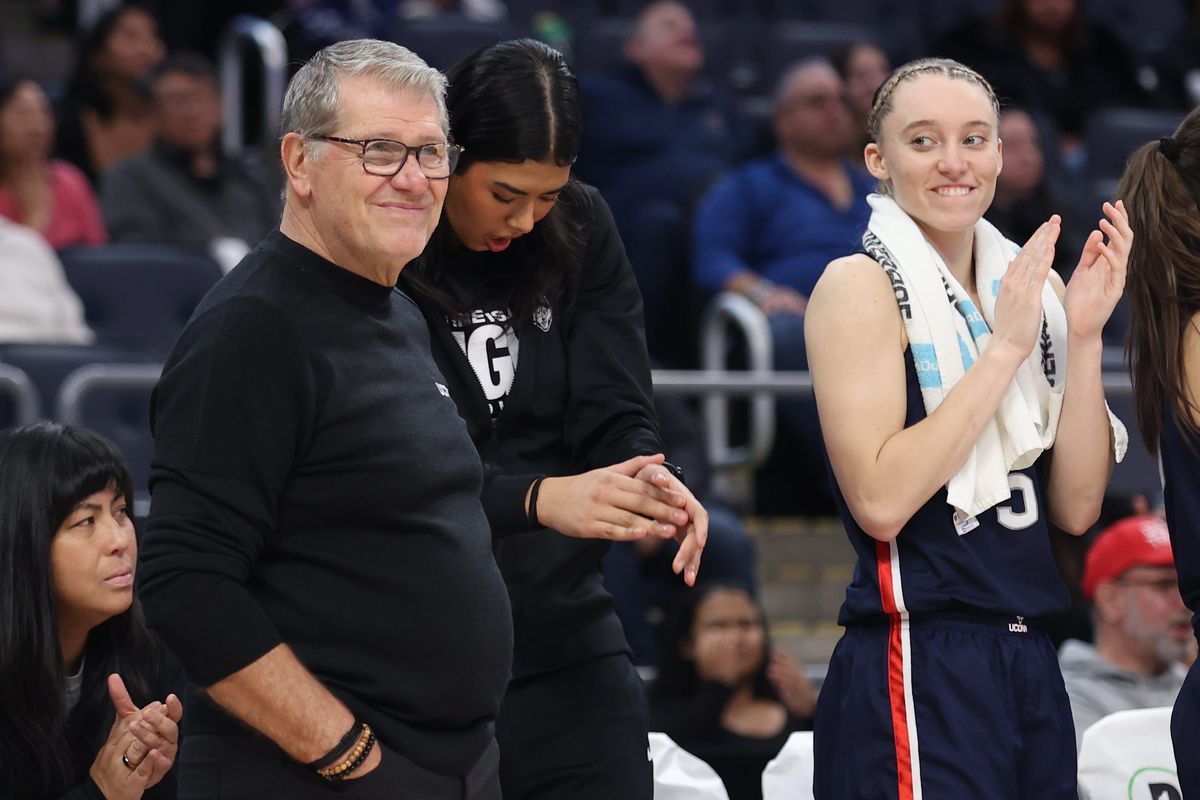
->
xmin=1082 ymin=515 xmax=1175 ymax=601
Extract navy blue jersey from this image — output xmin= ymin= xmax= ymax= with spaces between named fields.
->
xmin=1159 ymin=405 xmax=1200 ymax=641
xmin=830 ymin=351 xmax=1071 ymax=625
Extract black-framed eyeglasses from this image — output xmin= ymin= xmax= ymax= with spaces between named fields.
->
xmin=312 ymin=135 xmax=463 ymax=179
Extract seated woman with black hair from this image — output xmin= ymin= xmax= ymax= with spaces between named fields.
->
xmin=649 ymin=584 xmax=814 ymax=800
xmin=0 ymin=422 xmax=183 ymax=799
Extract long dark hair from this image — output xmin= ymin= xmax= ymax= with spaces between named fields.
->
xmin=63 ymin=3 xmax=157 ymax=120
xmin=406 ymin=38 xmax=589 ymax=326
xmin=651 ymin=583 xmax=778 ymax=702
xmin=1121 ymin=106 xmax=1200 ymax=456
xmin=0 ymin=422 xmax=157 ymax=797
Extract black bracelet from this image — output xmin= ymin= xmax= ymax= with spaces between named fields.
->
xmin=527 ymin=476 xmax=547 ymax=527
xmin=323 ymin=729 xmax=376 ymax=782
xmin=307 ymin=722 xmax=362 ymax=770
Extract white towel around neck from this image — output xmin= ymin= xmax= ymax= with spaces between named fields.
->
xmin=862 ymin=193 xmax=1126 ymax=518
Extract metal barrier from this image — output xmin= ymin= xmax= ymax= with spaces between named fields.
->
xmin=0 ymin=363 xmax=40 ymax=426
xmin=218 ymin=15 xmax=288 ymax=160
xmin=695 ymin=288 xmax=1133 ymax=472
xmin=56 ymin=363 xmax=162 ymax=423
xmin=699 ymin=292 xmax=777 ymax=470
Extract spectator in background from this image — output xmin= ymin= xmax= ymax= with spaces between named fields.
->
xmin=650 ymin=584 xmax=814 ymax=800
xmin=693 ymin=59 xmax=871 ymax=319
xmin=56 ymin=4 xmax=166 ymax=187
xmin=934 ymin=0 xmax=1147 ymax=148
xmin=693 ymin=59 xmax=872 ymax=503
xmin=0 ymin=217 xmax=93 ymax=344
xmin=1059 ymin=515 xmax=1190 ymax=746
xmin=986 ymin=107 xmax=1075 ymax=279
xmin=577 ymin=0 xmax=752 ymax=364
xmin=0 ymin=422 xmax=184 ymax=799
xmin=101 ymin=53 xmax=280 ymax=261
xmin=0 ymin=75 xmax=106 ymax=249
xmin=833 ymin=41 xmax=890 ymax=160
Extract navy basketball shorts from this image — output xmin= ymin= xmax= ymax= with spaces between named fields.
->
xmin=813 ymin=614 xmax=1077 ymax=800
xmin=1172 ymin=659 xmax=1200 ymax=797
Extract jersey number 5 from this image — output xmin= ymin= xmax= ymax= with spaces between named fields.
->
xmin=996 ymin=473 xmax=1039 ymax=531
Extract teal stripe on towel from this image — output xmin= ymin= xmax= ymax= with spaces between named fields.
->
xmin=955 ymin=299 xmax=990 ymax=340
xmin=910 ymin=343 xmax=942 ymax=389
xmin=957 ymin=334 xmax=975 ymax=369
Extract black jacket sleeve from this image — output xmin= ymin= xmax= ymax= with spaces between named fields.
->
xmin=563 ymin=188 xmax=664 ymax=470
xmin=57 ymin=778 xmax=105 ymax=800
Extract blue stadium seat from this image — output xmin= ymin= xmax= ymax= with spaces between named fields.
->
xmin=57 ymin=363 xmax=163 ymax=510
xmin=1106 ymin=384 xmax=1160 ymax=500
xmin=386 ymin=17 xmax=532 ymax=72
xmin=0 ymin=344 xmax=159 ymax=502
xmin=758 ymin=21 xmax=877 ymax=95
xmin=58 ymin=244 xmax=222 ymax=360
xmin=0 ymin=362 xmax=40 ymax=431
xmin=1084 ymin=107 xmax=1185 ymax=196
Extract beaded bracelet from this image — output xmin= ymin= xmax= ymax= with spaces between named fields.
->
xmin=316 ymin=723 xmax=375 ymax=781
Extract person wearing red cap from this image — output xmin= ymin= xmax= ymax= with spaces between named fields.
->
xmin=1058 ymin=515 xmax=1192 ymax=745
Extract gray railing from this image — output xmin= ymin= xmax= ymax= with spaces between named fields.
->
xmin=56 ymin=363 xmax=163 ymax=423
xmin=0 ymin=363 xmax=40 ymax=426
xmin=218 ymin=15 xmax=288 ymax=160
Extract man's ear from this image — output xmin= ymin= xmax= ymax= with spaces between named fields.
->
xmin=1093 ymin=580 xmax=1126 ymax=625
xmin=281 ymin=132 xmax=315 ymax=199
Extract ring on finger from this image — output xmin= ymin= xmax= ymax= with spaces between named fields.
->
xmin=121 ymin=751 xmax=138 ymax=771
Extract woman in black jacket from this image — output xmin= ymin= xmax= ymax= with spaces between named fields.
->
xmin=403 ymin=38 xmax=707 ymax=800
xmin=0 ymin=423 xmax=183 ymax=799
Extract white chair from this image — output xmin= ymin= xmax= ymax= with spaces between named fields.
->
xmin=1078 ymin=706 xmax=1180 ymax=800
xmin=648 ymin=731 xmax=730 ymax=800
xmin=761 ymin=731 xmax=816 ymax=800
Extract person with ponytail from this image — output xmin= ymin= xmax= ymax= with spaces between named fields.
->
xmin=0 ymin=422 xmax=183 ymax=799
xmin=805 ymin=57 xmax=1128 ymax=798
xmin=1119 ymin=105 xmax=1200 ymax=797
xmin=402 ymin=38 xmax=708 ymax=800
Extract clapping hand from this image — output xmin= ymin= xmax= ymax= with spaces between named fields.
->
xmin=89 ymin=674 xmax=183 ymax=799
xmin=1064 ymin=200 xmax=1131 ymax=341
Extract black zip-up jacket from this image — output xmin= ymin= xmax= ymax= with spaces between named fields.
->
xmin=405 ymin=187 xmax=664 ymax=679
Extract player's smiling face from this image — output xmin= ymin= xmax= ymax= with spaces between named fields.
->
xmin=444 ymin=160 xmax=571 ymax=253
xmin=865 ymin=73 xmax=1002 ymax=246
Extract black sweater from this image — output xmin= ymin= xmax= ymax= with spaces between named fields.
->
xmin=404 ymin=188 xmax=664 ymax=678
xmin=138 ymin=230 xmax=513 ymax=776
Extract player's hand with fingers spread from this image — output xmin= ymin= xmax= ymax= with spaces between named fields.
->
xmin=635 ymin=462 xmax=708 ymax=586
xmin=533 ymin=454 xmax=690 ymax=542
xmin=1064 ymin=199 xmax=1131 ymax=341
xmin=991 ymin=215 xmax=1061 ymax=363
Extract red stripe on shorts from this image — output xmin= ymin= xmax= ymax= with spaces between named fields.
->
xmin=877 ymin=540 xmax=915 ymax=800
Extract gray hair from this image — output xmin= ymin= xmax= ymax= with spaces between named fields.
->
xmin=280 ymin=39 xmax=449 ymax=141
xmin=772 ymin=56 xmax=837 ymax=113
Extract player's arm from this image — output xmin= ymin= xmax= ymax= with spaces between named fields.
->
xmin=807 ymin=255 xmax=1025 ymax=541
xmin=1044 ymin=271 xmax=1113 ymax=535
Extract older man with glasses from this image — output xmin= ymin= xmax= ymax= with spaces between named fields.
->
xmin=138 ymin=39 xmax=512 ymax=799
xmin=1059 ymin=515 xmax=1192 ymax=747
